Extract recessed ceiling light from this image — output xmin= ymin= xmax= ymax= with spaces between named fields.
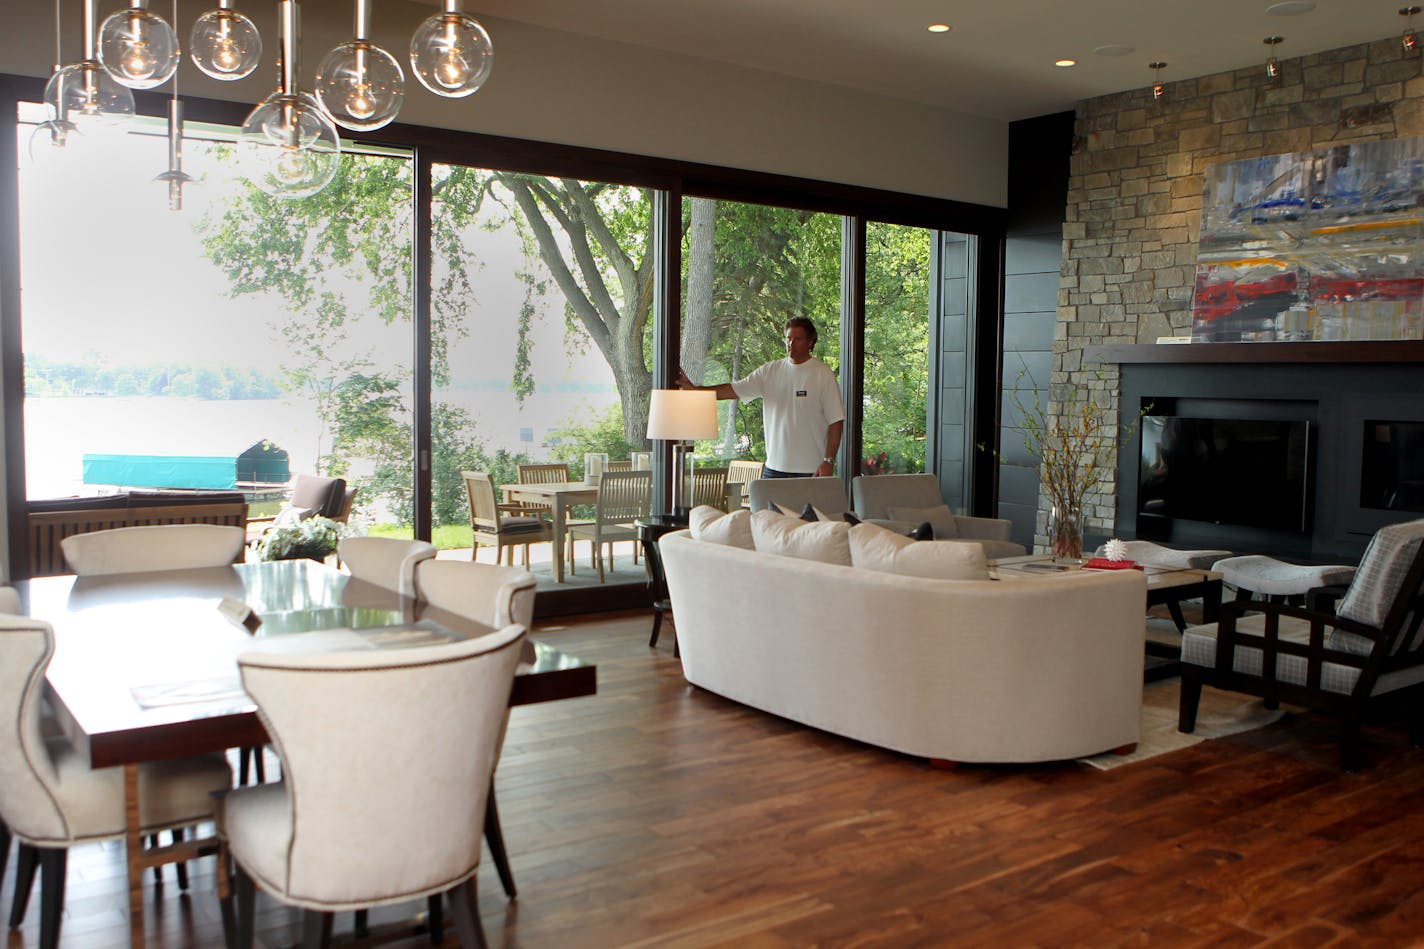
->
xmin=1266 ymin=1 xmax=1316 ymax=14
xmin=1055 ymin=59 xmax=1077 ymax=67
xmin=927 ymin=23 xmax=951 ymax=33
xmin=1094 ymin=44 xmax=1134 ymax=56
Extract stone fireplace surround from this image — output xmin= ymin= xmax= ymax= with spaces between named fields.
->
xmin=1093 ymin=340 xmax=1424 ymax=563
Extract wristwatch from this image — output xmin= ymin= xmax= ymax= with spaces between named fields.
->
xmin=822 ymin=456 xmax=835 ymax=465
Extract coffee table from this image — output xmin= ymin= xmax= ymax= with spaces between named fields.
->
xmin=991 ymin=555 xmax=1222 ymax=681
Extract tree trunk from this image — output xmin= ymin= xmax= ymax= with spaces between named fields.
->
xmin=682 ymin=197 xmax=716 ymax=382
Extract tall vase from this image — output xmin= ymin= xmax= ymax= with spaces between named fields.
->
xmin=1049 ymin=502 xmax=1085 ymax=562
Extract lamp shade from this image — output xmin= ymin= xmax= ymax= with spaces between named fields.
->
xmin=647 ymin=389 xmax=718 ymax=441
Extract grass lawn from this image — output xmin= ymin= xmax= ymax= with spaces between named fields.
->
xmin=367 ymin=523 xmax=473 ymax=550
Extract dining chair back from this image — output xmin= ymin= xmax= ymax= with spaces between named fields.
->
xmin=565 ymin=470 xmax=652 ymax=582
xmin=726 ymin=460 xmax=764 ymax=509
xmin=517 ymin=463 xmax=570 ymax=485
xmin=691 ymin=467 xmax=730 ymax=511
xmin=0 ymin=617 xmax=232 ymax=948
xmin=60 ymin=523 xmax=246 ymax=576
xmin=415 ymin=560 xmax=536 ymax=630
xmin=226 ymin=625 xmax=527 ymax=947
xmin=337 ymin=537 xmax=437 ymax=598
xmin=606 ymin=460 xmax=633 ymax=472
xmin=463 ymin=471 xmax=554 ymax=567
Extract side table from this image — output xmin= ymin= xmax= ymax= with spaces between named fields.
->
xmin=637 ymin=514 xmax=687 ymax=655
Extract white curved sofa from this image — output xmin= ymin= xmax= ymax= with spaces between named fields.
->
xmin=660 ymin=530 xmax=1148 ymax=763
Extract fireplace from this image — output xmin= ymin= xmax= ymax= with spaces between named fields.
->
xmin=1097 ymin=342 xmax=1424 ymax=562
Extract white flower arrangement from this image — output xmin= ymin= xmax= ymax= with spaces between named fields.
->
xmin=257 ymin=515 xmax=348 ymax=562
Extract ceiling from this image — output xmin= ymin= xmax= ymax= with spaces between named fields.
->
xmin=459 ymin=0 xmax=1411 ymax=120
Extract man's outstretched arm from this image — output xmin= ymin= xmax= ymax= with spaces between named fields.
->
xmin=676 ymin=369 xmax=737 ymax=400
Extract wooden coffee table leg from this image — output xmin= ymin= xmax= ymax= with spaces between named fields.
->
xmin=124 ymin=764 xmax=146 ymax=948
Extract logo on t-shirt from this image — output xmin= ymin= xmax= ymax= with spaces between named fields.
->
xmin=795 ymin=389 xmax=807 ymax=397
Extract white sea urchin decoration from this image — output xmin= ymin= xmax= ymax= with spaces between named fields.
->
xmin=1103 ymin=538 xmax=1128 ymax=562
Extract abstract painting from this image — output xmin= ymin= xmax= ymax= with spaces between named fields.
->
xmin=1192 ymin=137 xmax=1424 ymax=342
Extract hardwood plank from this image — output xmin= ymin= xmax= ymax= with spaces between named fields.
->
xmin=7 ymin=609 xmax=1424 ymax=947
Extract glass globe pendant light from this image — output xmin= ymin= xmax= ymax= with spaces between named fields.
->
xmin=409 ymin=0 xmax=493 ymax=98
xmin=316 ymin=0 xmax=405 ymax=130
xmin=239 ymin=0 xmax=341 ymax=199
xmin=98 ymin=0 xmax=180 ymax=89
xmin=31 ymin=0 xmax=81 ymax=159
xmin=45 ymin=0 xmax=135 ymax=134
xmin=190 ymin=0 xmax=262 ymax=80
xmin=155 ymin=0 xmax=194 ymax=212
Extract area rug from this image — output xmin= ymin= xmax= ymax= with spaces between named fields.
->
xmin=1078 ymin=679 xmax=1286 ymax=771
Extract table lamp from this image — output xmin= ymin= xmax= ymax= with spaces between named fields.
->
xmin=646 ymin=389 xmax=718 ymax=517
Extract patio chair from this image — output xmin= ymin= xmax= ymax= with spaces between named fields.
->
xmin=507 ymin=462 xmax=570 ymax=519
xmin=464 ymin=471 xmax=554 ymax=568
xmin=224 ymin=625 xmax=526 ymax=949
xmin=691 ymin=466 xmax=730 ymax=511
xmin=1178 ymin=518 xmax=1424 ymax=770
xmin=726 ymin=460 xmax=763 ymax=509
xmin=566 ymin=470 xmax=652 ymax=582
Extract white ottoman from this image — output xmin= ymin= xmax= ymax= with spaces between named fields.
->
xmin=1211 ymin=554 xmax=1357 ymax=602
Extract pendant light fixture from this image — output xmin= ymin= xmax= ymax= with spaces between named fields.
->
xmin=1264 ymin=36 xmax=1284 ymax=79
xmin=409 ymin=0 xmax=493 ymax=98
xmin=317 ymin=0 xmax=406 ymax=130
xmin=98 ymin=0 xmax=180 ymax=89
xmin=45 ymin=0 xmax=135 ymax=134
xmin=191 ymin=0 xmax=262 ymax=79
xmin=31 ymin=0 xmax=80 ymax=158
xmin=155 ymin=0 xmax=194 ymax=210
xmin=239 ymin=0 xmax=340 ymax=199
xmin=1149 ymin=61 xmax=1168 ymax=101
xmin=1403 ymin=6 xmax=1421 ymax=54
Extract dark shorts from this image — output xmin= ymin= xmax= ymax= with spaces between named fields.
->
xmin=763 ymin=467 xmax=814 ymax=479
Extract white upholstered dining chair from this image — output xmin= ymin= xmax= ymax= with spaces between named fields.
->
xmin=413 ymin=559 xmax=535 ymax=901
xmin=0 ymin=616 xmax=233 ymax=949
xmin=60 ymin=523 xmax=246 ymax=576
xmin=225 ymin=624 xmax=527 ymax=949
xmin=337 ymin=536 xmax=438 ymax=598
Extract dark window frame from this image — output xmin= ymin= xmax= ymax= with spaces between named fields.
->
xmin=0 ymin=73 xmax=1007 ymax=582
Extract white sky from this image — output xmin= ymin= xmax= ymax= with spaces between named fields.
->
xmin=16 ymin=107 xmax=617 ymax=393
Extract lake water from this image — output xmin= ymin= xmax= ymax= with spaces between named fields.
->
xmin=23 ymin=392 xmax=620 ymax=501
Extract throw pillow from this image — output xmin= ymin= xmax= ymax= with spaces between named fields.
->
xmin=688 ymin=506 xmax=754 ymax=549
xmin=842 ymin=511 xmax=862 ymax=526
xmin=848 ymin=522 xmax=988 ymax=580
xmin=909 ymin=522 xmax=935 ymax=541
xmin=273 ymin=505 xmax=314 ymax=528
xmin=888 ymin=504 xmax=958 ymax=539
xmin=750 ymin=510 xmax=853 ymax=565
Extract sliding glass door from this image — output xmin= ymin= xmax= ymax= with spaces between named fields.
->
xmin=428 ymin=163 xmax=654 ymax=549
xmin=16 ymin=102 xmax=416 ymax=529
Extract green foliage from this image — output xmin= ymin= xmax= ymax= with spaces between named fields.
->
xmin=546 ymin=403 xmax=635 ymax=479
xmin=257 ymin=515 xmax=348 ymax=561
xmin=860 ymin=223 xmax=930 ymax=474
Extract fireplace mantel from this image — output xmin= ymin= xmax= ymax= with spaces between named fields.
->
xmin=1087 ymin=340 xmax=1424 ymax=366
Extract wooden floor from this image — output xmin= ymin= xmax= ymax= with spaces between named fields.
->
xmin=7 ymin=609 xmax=1424 ymax=947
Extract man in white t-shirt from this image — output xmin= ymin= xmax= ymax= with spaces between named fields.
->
xmin=677 ymin=317 xmax=845 ymax=478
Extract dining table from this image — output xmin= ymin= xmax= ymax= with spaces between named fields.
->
xmin=15 ymin=558 xmax=597 ymax=949
xmin=499 ymin=480 xmax=599 ymax=583
xmin=500 ymin=478 xmax=743 ymax=583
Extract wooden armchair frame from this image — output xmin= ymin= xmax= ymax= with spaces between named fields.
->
xmin=1179 ymin=536 xmax=1424 ymax=770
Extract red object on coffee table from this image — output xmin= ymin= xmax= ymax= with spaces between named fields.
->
xmin=1083 ymin=558 xmax=1142 ymax=570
